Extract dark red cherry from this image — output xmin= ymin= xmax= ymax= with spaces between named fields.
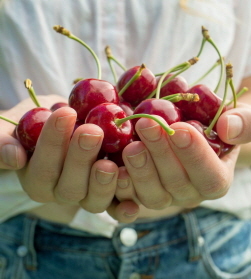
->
xmin=132 ymin=98 xmax=182 ymax=129
xmin=159 ymin=74 xmax=189 ymax=98
xmin=186 ymin=120 xmax=234 ymax=157
xmin=117 ymin=65 xmax=157 ymax=106
xmin=85 ymin=103 xmax=133 ymax=153
xmin=15 ymin=107 xmax=52 ymax=152
xmin=69 ymin=79 xmax=119 ymax=121
xmin=50 ymin=102 xmax=69 ymax=111
xmin=177 ymin=84 xmax=226 ymax=126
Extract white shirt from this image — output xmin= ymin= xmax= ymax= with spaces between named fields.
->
xmin=1 ymin=0 xmax=251 ymax=237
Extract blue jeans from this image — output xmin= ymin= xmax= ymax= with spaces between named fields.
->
xmin=0 ymin=207 xmax=251 ymax=279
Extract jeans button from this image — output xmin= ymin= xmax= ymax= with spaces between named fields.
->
xmin=120 ymin=228 xmax=138 ymax=247
xmin=16 ymin=245 xmax=28 ymax=257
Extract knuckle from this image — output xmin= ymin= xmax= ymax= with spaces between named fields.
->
xmin=143 ymin=194 xmax=172 ymax=210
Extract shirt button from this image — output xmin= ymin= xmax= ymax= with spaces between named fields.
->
xmin=16 ymin=245 xmax=28 ymax=257
xmin=120 ymin=228 xmax=138 ymax=247
xmin=129 ymin=273 xmax=141 ymax=279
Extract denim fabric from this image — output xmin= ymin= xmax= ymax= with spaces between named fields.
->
xmin=0 ymin=208 xmax=251 ymax=279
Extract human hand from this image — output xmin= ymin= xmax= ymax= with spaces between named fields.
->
xmin=115 ymin=113 xmax=243 ymax=210
xmin=0 ymin=95 xmax=67 ymax=170
xmin=4 ymin=99 xmax=139 ymax=221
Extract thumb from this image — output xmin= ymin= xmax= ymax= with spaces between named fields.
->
xmin=216 ymin=106 xmax=251 ymax=145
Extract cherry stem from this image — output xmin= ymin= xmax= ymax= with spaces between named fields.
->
xmin=201 ymin=26 xmax=224 ymax=93
xmin=115 ymin=113 xmax=175 ymax=135
xmin=0 ymin=115 xmax=18 ymax=126
xmin=150 ymin=57 xmax=199 ymax=100
xmin=72 ymin=78 xmax=84 ymax=85
xmin=161 ymin=93 xmax=200 ymax=103
xmin=24 ymin=79 xmax=41 ymax=107
xmin=189 ymin=58 xmax=222 ymax=87
xmin=204 ymin=63 xmax=232 ymax=136
xmin=118 ymin=64 xmax=146 ymax=96
xmin=53 ymin=25 xmax=102 ymax=80
xmin=105 ymin=46 xmax=127 ymax=83
xmin=229 ymin=78 xmax=237 ymax=108
xmin=196 ymin=38 xmax=206 ymax=58
xmin=226 ymin=87 xmax=248 ymax=106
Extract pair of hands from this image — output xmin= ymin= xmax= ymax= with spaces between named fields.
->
xmin=0 ymin=94 xmax=250 ymax=223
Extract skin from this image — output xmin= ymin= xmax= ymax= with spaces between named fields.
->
xmin=0 ymin=76 xmax=251 ymax=223
xmin=114 ymin=77 xmax=251 ymax=215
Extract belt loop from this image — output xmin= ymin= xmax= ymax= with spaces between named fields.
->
xmin=182 ymin=210 xmax=204 ymax=262
xmin=22 ymin=215 xmax=38 ymax=270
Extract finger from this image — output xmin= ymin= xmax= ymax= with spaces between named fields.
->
xmin=122 ymin=140 xmax=172 ymax=209
xmin=19 ymin=107 xmax=77 ymax=202
xmin=216 ymin=107 xmax=251 ymax=144
xmin=135 ymin=117 xmax=200 ymax=206
xmin=0 ymin=119 xmax=27 ymax=170
xmin=168 ymin=121 xmax=238 ymax=199
xmin=54 ymin=123 xmax=104 ymax=203
xmin=107 ymin=198 xmax=140 ymax=223
xmin=78 ymin=159 xmax=118 ymax=213
xmin=116 ymin=166 xmax=141 ymax=204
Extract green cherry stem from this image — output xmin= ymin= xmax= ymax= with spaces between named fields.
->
xmin=105 ymin=46 xmax=127 ymax=83
xmin=189 ymin=58 xmax=222 ymax=87
xmin=115 ymin=114 xmax=175 ymax=135
xmin=118 ymin=64 xmax=146 ymax=97
xmin=201 ymin=26 xmax=224 ymax=93
xmin=226 ymin=87 xmax=248 ymax=106
xmin=105 ymin=46 xmax=118 ymax=83
xmin=0 ymin=115 xmax=18 ymax=126
xmin=150 ymin=57 xmax=199 ymax=100
xmin=161 ymin=93 xmax=200 ymax=103
xmin=53 ymin=25 xmax=102 ymax=80
xmin=24 ymin=79 xmax=41 ymax=107
xmin=204 ymin=63 xmax=233 ymax=136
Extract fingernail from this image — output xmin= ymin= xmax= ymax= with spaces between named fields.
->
xmin=118 ymin=178 xmax=129 ymax=189
xmin=79 ymin=134 xmax=102 ymax=150
xmin=227 ymin=115 xmax=243 ymax=140
xmin=139 ymin=124 xmax=162 ymax=141
xmin=170 ymin=129 xmax=191 ymax=148
xmin=124 ymin=211 xmax=138 ymax=218
xmin=1 ymin=144 xmax=18 ymax=168
xmin=55 ymin=115 xmax=76 ymax=131
xmin=127 ymin=150 xmax=147 ymax=168
xmin=96 ymin=170 xmax=115 ymax=185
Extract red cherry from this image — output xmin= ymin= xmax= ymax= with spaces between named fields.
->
xmin=69 ymin=79 xmax=119 ymax=121
xmin=177 ymin=84 xmax=226 ymax=126
xmin=132 ymin=98 xmax=182 ymax=129
xmin=50 ymin=102 xmax=69 ymax=111
xmin=119 ymin=99 xmax=134 ymax=116
xmin=15 ymin=107 xmax=52 ymax=152
xmin=85 ymin=103 xmax=133 ymax=153
xmin=117 ymin=65 xmax=157 ymax=106
xmin=186 ymin=120 xmax=234 ymax=157
xmin=159 ymin=74 xmax=189 ymax=98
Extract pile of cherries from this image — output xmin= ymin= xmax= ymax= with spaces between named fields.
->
xmin=0 ymin=25 xmax=236 ymax=165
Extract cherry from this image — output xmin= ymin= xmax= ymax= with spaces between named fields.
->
xmin=159 ymin=74 xmax=189 ymax=98
xmin=119 ymin=98 xmax=134 ymax=116
xmin=117 ymin=65 xmax=157 ymax=107
xmin=16 ymin=108 xmax=52 ymax=152
xmin=85 ymin=103 xmax=133 ymax=153
xmin=50 ymin=102 xmax=69 ymax=111
xmin=176 ymin=84 xmax=226 ymax=126
xmin=132 ymin=98 xmax=182 ymax=129
xmin=186 ymin=120 xmax=234 ymax=157
xmin=0 ymin=108 xmax=52 ymax=153
xmin=69 ymin=78 xmax=119 ymax=121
